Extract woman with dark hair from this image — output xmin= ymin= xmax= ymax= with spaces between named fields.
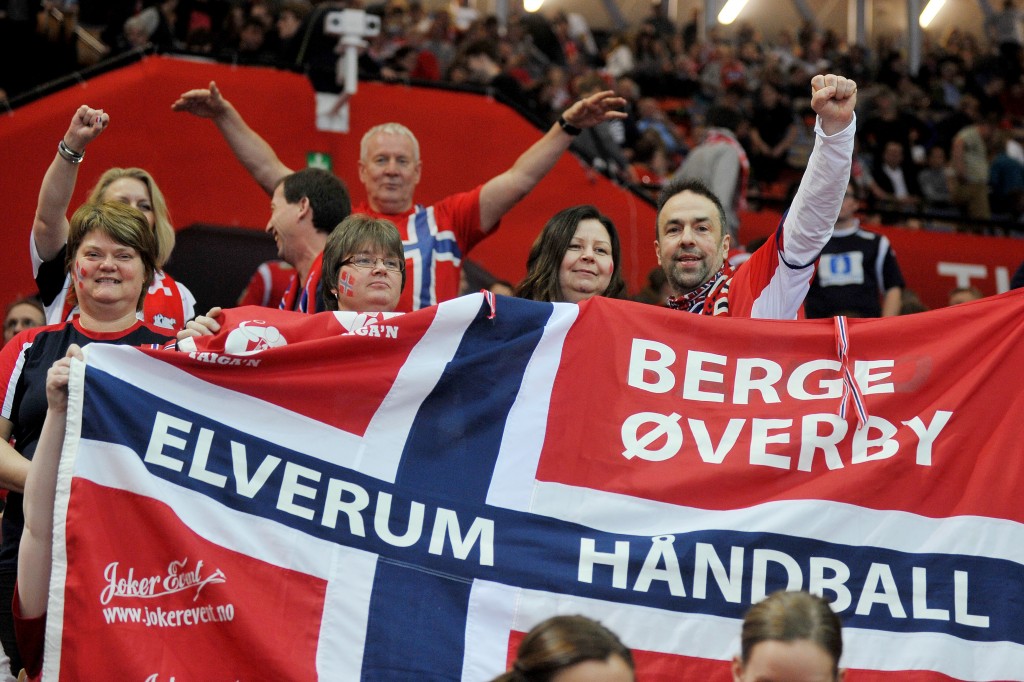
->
xmin=515 ymin=205 xmax=627 ymax=303
xmin=733 ymin=590 xmax=845 ymax=682
xmin=492 ymin=615 xmax=634 ymax=682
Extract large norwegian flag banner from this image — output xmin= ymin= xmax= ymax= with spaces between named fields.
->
xmin=46 ymin=292 xmax=1024 ymax=681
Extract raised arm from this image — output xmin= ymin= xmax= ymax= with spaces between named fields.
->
xmin=33 ymin=106 xmax=110 ymax=262
xmin=18 ymin=345 xmax=83 ymax=619
xmin=782 ymin=74 xmax=858 ymax=263
xmin=477 ymin=90 xmax=626 ymax=233
xmin=172 ymin=81 xmax=294 ymax=196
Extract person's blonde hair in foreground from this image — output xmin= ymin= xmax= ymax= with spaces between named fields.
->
xmin=491 ymin=615 xmax=634 ymax=682
xmin=733 ymin=590 xmax=845 ymax=682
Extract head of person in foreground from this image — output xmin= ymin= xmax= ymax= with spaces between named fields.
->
xmin=733 ymin=590 xmax=845 ymax=682
xmin=491 ymin=614 xmax=634 ymax=682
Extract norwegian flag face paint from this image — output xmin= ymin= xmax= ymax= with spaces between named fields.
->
xmin=74 ymin=260 xmax=90 ymax=288
xmin=336 ymin=254 xmax=402 ymax=313
xmin=339 ymin=271 xmax=356 ymax=297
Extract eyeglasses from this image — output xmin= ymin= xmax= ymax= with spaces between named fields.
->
xmin=341 ymin=255 xmax=404 ymax=272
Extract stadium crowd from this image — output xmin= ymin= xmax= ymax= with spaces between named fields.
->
xmin=5 ymin=0 xmax=1024 ymax=232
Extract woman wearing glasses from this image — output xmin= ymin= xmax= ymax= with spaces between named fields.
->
xmin=177 ymin=215 xmax=406 ymax=344
xmin=320 ymin=215 xmax=406 ymax=313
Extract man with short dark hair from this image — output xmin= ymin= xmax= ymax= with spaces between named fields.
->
xmin=655 ymin=74 xmax=857 ymax=319
xmin=268 ymin=168 xmax=350 ymax=313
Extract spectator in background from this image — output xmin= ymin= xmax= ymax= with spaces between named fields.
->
xmin=805 ymin=181 xmax=905 ymax=318
xmin=275 ymin=0 xmax=311 ymax=66
xmin=733 ymin=591 xmax=845 ymax=682
xmin=747 ymin=82 xmax=798 ymax=186
xmin=868 ymin=139 xmax=923 ymax=216
xmin=236 ymin=17 xmax=273 ymax=65
xmin=917 ymin=145 xmax=955 ymax=211
xmin=948 ymin=285 xmax=984 ymax=306
xmin=988 ymin=127 xmax=1024 ymax=216
xmin=463 ymin=38 xmax=532 ymax=110
xmin=630 ymin=129 xmax=671 ymax=197
xmin=988 ymin=0 xmax=1024 ymax=82
xmin=635 ymin=97 xmax=687 ymax=158
xmin=490 ymin=615 xmax=634 ymax=682
xmin=950 ymin=113 xmax=997 ymax=227
xmin=673 ymin=104 xmax=749 ymax=241
xmin=3 ymin=298 xmax=45 ymax=346
xmin=859 ymin=86 xmax=927 ymax=167
xmin=569 ymin=74 xmax=632 ymax=183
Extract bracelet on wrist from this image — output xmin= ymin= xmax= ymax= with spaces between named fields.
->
xmin=57 ymin=139 xmax=84 ymax=165
xmin=558 ymin=116 xmax=582 ymax=136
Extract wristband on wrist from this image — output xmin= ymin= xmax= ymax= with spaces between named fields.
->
xmin=557 ymin=116 xmax=582 ymax=136
xmin=57 ymin=140 xmax=84 ymax=165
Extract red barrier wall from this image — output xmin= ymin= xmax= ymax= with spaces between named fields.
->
xmin=0 ymin=55 xmax=656 ymax=312
xmin=2 ymin=55 xmax=1021 ymax=314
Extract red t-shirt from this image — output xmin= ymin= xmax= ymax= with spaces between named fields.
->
xmin=352 ymin=185 xmax=489 ymax=312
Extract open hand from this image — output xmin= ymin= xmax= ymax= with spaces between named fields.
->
xmin=171 ymin=81 xmax=229 ymax=120
xmin=562 ymin=90 xmax=628 ymax=130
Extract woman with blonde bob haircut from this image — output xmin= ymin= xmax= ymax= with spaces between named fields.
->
xmin=733 ymin=590 xmax=845 ymax=682
xmin=31 ymin=105 xmax=195 ymax=332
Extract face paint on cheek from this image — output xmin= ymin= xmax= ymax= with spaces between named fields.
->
xmin=338 ymin=270 xmax=357 ymax=297
xmin=74 ymin=260 xmax=90 ymax=288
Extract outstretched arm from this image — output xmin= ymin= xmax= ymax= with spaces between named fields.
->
xmin=18 ymin=345 xmax=83 ymax=619
xmin=33 ymin=106 xmax=110 ymax=262
xmin=783 ymin=74 xmax=858 ymax=262
xmin=172 ymin=81 xmax=294 ymax=195
xmin=478 ymin=91 xmax=626 ymax=233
